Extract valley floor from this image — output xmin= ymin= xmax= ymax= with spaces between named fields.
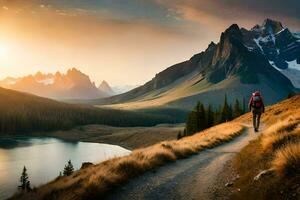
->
xmin=31 ymin=124 xmax=184 ymax=150
xmin=103 ymin=124 xmax=259 ymax=200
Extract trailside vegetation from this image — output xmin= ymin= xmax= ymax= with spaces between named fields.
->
xmin=231 ymin=95 xmax=300 ymax=199
xmin=63 ymin=160 xmax=74 ymax=176
xmin=184 ymin=95 xmax=246 ymax=136
xmin=18 ymin=166 xmax=31 ymax=192
xmin=10 ymin=122 xmax=244 ymax=200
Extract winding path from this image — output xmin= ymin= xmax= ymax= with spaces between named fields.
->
xmin=105 ymin=124 xmax=260 ymax=200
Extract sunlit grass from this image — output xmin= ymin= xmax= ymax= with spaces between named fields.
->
xmin=11 ymin=122 xmax=244 ymax=200
xmin=231 ymin=94 xmax=300 ymax=199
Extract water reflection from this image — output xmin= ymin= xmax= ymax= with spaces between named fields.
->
xmin=0 ymin=136 xmax=131 ymax=200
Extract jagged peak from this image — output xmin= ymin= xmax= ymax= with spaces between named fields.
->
xmin=98 ymin=80 xmax=114 ymax=93
xmin=251 ymin=24 xmax=261 ymax=30
xmin=35 ymin=71 xmax=43 ymax=76
xmin=100 ymin=80 xmax=110 ymax=87
xmin=220 ymin=24 xmax=242 ymax=42
xmin=225 ymin=24 xmax=240 ymax=33
xmin=262 ymin=18 xmax=283 ymax=34
xmin=219 ymin=24 xmax=243 ymax=46
xmin=54 ymin=71 xmax=62 ymax=77
xmin=207 ymin=41 xmax=217 ymax=51
xmin=67 ymin=67 xmax=82 ymax=74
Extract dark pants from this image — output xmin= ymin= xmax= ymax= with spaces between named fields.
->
xmin=252 ymin=108 xmax=262 ymax=129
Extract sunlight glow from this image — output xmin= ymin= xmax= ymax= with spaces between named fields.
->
xmin=0 ymin=44 xmax=8 ymax=59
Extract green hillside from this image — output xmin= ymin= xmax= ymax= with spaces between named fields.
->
xmin=0 ymin=87 xmax=180 ymax=134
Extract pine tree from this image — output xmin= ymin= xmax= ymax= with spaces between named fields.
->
xmin=195 ymin=102 xmax=206 ymax=131
xmin=233 ymin=99 xmax=243 ymax=118
xmin=177 ymin=131 xmax=182 ymax=140
xmin=206 ymin=104 xmax=214 ymax=128
xmin=63 ymin=160 xmax=74 ymax=176
xmin=220 ymin=94 xmax=230 ymax=122
xmin=186 ymin=111 xmax=198 ymax=135
xmin=214 ymin=105 xmax=222 ymax=124
xmin=19 ymin=166 xmax=31 ymax=191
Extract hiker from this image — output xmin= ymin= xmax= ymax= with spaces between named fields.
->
xmin=248 ymin=91 xmax=265 ymax=132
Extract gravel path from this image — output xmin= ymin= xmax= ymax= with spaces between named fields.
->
xmin=105 ymin=124 xmax=259 ymax=200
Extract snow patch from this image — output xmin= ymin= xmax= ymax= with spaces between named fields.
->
xmin=276 ymin=28 xmax=286 ymax=35
xmin=37 ymin=78 xmax=54 ymax=85
xmin=276 ymin=49 xmax=280 ymax=55
xmin=269 ymin=60 xmax=300 ymax=88
xmin=244 ymin=45 xmax=254 ymax=51
xmin=270 ymin=34 xmax=276 ymax=44
xmin=268 ymin=61 xmax=282 ymax=71
xmin=253 ymin=38 xmax=264 ymax=54
xmin=287 ymin=59 xmax=300 ymax=71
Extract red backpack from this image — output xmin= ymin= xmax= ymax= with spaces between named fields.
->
xmin=252 ymin=92 xmax=262 ymax=108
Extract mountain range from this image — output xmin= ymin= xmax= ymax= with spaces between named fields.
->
xmin=93 ymin=19 xmax=299 ymax=110
xmin=0 ymin=68 xmax=115 ymax=100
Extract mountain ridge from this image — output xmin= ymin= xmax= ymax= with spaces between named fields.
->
xmin=92 ymin=19 xmax=298 ymax=110
xmin=0 ymin=68 xmax=112 ymax=100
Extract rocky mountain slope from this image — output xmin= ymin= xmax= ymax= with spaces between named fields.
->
xmin=0 ymin=68 xmax=111 ymax=100
xmin=93 ymin=19 xmax=298 ymax=110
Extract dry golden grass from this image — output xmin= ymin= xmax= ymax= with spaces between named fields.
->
xmin=11 ymin=122 xmax=244 ymax=200
xmin=12 ymin=95 xmax=300 ymax=200
xmin=272 ymin=143 xmax=300 ymax=177
xmin=260 ymin=111 xmax=300 ymax=176
xmin=261 ymin=118 xmax=300 ymax=153
xmin=231 ymin=95 xmax=300 ymax=199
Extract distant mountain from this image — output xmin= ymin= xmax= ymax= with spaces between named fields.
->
xmin=93 ymin=19 xmax=298 ymax=110
xmin=0 ymin=68 xmax=109 ymax=100
xmin=98 ymin=80 xmax=115 ymax=96
xmin=112 ymin=85 xmax=140 ymax=95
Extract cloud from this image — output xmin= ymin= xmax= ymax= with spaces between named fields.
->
xmin=156 ymin=0 xmax=300 ymax=31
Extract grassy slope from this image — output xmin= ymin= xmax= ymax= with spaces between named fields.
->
xmin=11 ymin=122 xmax=244 ymax=200
xmin=230 ymin=94 xmax=300 ymax=199
xmin=0 ymin=87 xmax=180 ymax=134
xmin=98 ymin=75 xmax=291 ymax=111
xmin=9 ymin=95 xmax=300 ymax=200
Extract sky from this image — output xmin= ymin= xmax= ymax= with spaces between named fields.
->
xmin=0 ymin=0 xmax=300 ymax=86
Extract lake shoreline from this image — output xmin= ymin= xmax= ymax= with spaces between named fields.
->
xmin=0 ymin=136 xmax=131 ymax=200
xmin=1 ymin=124 xmax=184 ymax=150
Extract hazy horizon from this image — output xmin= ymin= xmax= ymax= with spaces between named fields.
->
xmin=1 ymin=0 xmax=300 ymax=86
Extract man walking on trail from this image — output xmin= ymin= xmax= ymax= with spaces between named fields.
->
xmin=248 ymin=91 xmax=265 ymax=132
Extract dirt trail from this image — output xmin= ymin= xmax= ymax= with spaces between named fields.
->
xmin=105 ymin=124 xmax=261 ymax=200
